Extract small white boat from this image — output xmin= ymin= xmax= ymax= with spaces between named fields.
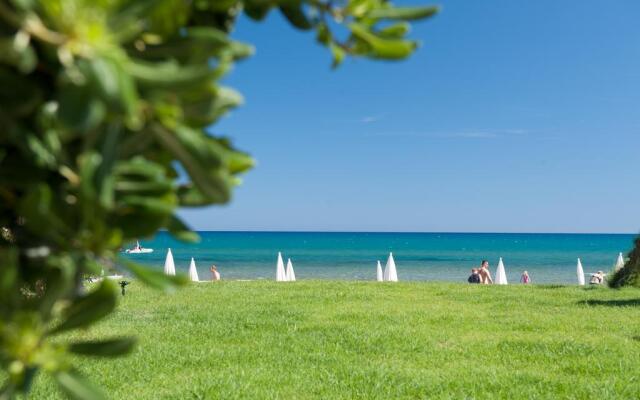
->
xmin=125 ymin=241 xmax=154 ymax=254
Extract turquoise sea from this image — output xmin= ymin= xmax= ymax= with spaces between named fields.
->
xmin=122 ymin=232 xmax=636 ymax=284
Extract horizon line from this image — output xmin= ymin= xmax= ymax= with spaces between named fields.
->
xmin=174 ymin=230 xmax=638 ymax=235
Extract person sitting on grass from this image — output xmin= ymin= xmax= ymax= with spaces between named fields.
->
xmin=520 ymin=271 xmax=531 ymax=284
xmin=210 ymin=265 xmax=221 ymax=281
xmin=468 ymin=268 xmax=481 ymax=284
xmin=479 ymin=260 xmax=493 ymax=284
xmin=589 ymin=271 xmax=604 ymax=285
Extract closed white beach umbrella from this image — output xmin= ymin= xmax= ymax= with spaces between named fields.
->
xmin=276 ymin=252 xmax=286 ymax=281
xmin=495 ymin=257 xmax=508 ymax=285
xmin=615 ymin=252 xmax=625 ymax=272
xmin=285 ymin=258 xmax=296 ymax=282
xmin=577 ymin=258 xmax=585 ymax=285
xmin=164 ymin=248 xmax=176 ymax=276
xmin=188 ymin=257 xmax=199 ymax=282
xmin=376 ymin=260 xmax=383 ymax=282
xmin=383 ymin=252 xmax=398 ymax=282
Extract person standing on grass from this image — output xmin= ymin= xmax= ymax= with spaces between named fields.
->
xmin=520 ymin=271 xmax=531 ymax=284
xmin=210 ymin=265 xmax=221 ymax=281
xmin=478 ymin=260 xmax=493 ymax=284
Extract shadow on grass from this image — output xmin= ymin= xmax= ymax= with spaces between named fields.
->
xmin=580 ymin=299 xmax=640 ymax=307
xmin=582 ymin=285 xmax=606 ymax=291
xmin=536 ymin=284 xmax=567 ymax=290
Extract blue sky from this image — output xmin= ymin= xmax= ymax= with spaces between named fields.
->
xmin=180 ymin=0 xmax=640 ymax=233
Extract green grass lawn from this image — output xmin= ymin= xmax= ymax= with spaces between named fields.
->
xmin=27 ymin=281 xmax=640 ymax=399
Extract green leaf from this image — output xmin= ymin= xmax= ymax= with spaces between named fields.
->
xmin=49 ymin=280 xmax=116 ymax=335
xmin=316 ymin=23 xmax=331 ymax=45
xmin=112 ymin=0 xmax=162 ymax=19
xmin=114 ymin=156 xmax=167 ymax=178
xmin=146 ymin=0 xmax=191 ymax=37
xmin=224 ymin=144 xmax=254 ymax=174
xmin=349 ymin=23 xmax=417 ymax=60
xmin=81 ymin=58 xmax=140 ymax=127
xmin=378 ymin=22 xmax=411 ymax=38
xmin=133 ymin=27 xmax=229 ymax=63
xmin=0 ymin=248 xmax=18 ymax=300
xmin=182 ymin=85 xmax=244 ymax=128
xmin=78 ymin=152 xmax=102 ymax=213
xmin=119 ymin=258 xmax=187 ymax=292
xmin=176 ymin=184 xmax=211 ymax=207
xmin=367 ymin=6 xmax=440 ymax=21
xmin=227 ymin=41 xmax=255 ymax=60
xmin=279 ymin=3 xmax=312 ymax=30
xmin=26 ymin=133 xmax=57 ymax=169
xmin=9 ymin=0 xmax=36 ymax=12
xmin=330 ymin=42 xmax=346 ymax=69
xmin=244 ymin=0 xmax=271 ymax=21
xmin=18 ymin=184 xmax=69 ymax=244
xmin=128 ymin=59 xmax=215 ymax=89
xmin=152 ymin=124 xmax=230 ymax=203
xmin=95 ymin=124 xmax=122 ymax=210
xmin=0 ymin=32 xmax=37 ymax=73
xmin=114 ymin=180 xmax=174 ymax=194
xmin=55 ymin=370 xmax=106 ymax=400
xmin=167 ymin=215 xmax=200 ymax=243
xmin=38 ymin=255 xmax=76 ymax=317
xmin=84 ymin=58 xmax=120 ymax=104
xmin=118 ymin=194 xmax=175 ymax=214
xmin=0 ymin=67 xmax=43 ymax=117
xmin=181 ymin=28 xmax=254 ymax=61
xmin=110 ymin=0 xmax=161 ymax=39
xmin=68 ymin=337 xmax=137 ymax=357
xmin=57 ymin=81 xmax=106 ymax=135
xmin=114 ymin=215 xmax=167 ymax=239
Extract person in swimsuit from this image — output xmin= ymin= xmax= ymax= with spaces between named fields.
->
xmin=520 ymin=271 xmax=531 ymax=284
xmin=478 ymin=260 xmax=493 ymax=284
xmin=210 ymin=265 xmax=221 ymax=281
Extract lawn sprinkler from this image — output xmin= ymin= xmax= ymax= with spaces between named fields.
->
xmin=119 ymin=280 xmax=130 ymax=296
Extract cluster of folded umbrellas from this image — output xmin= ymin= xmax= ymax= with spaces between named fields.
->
xmin=163 ymin=248 xmax=201 ymax=282
xmin=575 ymin=252 xmax=625 ymax=285
xmin=161 ymin=247 xmax=627 ymax=284
xmin=275 ymin=252 xmax=296 ymax=281
xmin=276 ymin=252 xmax=400 ymax=282
xmin=376 ymin=253 xmax=398 ymax=282
xmin=483 ymin=253 xmax=626 ymax=285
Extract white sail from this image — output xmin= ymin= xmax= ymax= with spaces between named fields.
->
xmin=286 ymin=258 xmax=296 ymax=282
xmin=577 ymin=258 xmax=585 ymax=285
xmin=276 ymin=252 xmax=286 ymax=281
xmin=615 ymin=252 xmax=625 ymax=272
xmin=188 ymin=257 xmax=199 ymax=282
xmin=164 ymin=248 xmax=176 ymax=276
xmin=376 ymin=260 xmax=383 ymax=282
xmin=383 ymin=252 xmax=398 ymax=282
xmin=495 ymin=257 xmax=508 ymax=285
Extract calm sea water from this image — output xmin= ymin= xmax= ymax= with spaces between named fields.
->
xmin=122 ymin=232 xmax=636 ymax=284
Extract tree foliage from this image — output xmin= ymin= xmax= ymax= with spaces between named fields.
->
xmin=608 ymin=237 xmax=640 ymax=288
xmin=0 ymin=0 xmax=437 ymax=397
